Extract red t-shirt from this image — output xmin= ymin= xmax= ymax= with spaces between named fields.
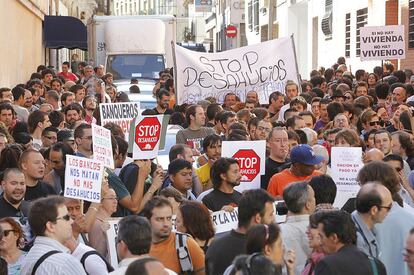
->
xmin=58 ymin=72 xmax=78 ymax=82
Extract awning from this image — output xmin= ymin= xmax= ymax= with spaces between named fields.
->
xmin=44 ymin=15 xmax=87 ymax=50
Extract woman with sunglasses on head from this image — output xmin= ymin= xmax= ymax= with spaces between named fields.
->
xmin=0 ymin=217 xmax=27 ymax=275
xmin=89 ymin=188 xmax=118 ymax=261
xmin=245 ymin=223 xmax=296 ymax=275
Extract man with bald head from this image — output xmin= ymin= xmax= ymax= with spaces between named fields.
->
xmin=363 ymin=148 xmax=385 ymax=164
xmin=351 ymin=182 xmax=393 ymax=258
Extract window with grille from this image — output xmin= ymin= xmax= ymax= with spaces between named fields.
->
xmin=345 ymin=13 xmax=351 ymax=57
xmin=409 ymin=0 xmax=414 ymax=48
xmin=356 ymin=7 xmax=368 ymax=56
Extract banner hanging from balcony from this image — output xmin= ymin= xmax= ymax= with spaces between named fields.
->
xmin=174 ymin=36 xmax=300 ymax=105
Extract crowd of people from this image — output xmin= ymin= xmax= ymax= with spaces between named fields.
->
xmin=0 ymin=56 xmax=414 ymax=275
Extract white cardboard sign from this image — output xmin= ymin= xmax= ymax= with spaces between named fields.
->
xmin=99 ymin=102 xmax=140 ymax=141
xmin=175 ymin=37 xmax=300 ymax=104
xmin=107 ymin=218 xmax=122 ymax=268
xmin=92 ymin=124 xmax=114 ymax=169
xmin=360 ymin=25 xmax=405 ymax=61
xmin=221 ymin=140 xmax=266 ymax=192
xmin=331 ymin=147 xmax=363 ymax=208
xmin=64 ymin=155 xmax=104 ymax=203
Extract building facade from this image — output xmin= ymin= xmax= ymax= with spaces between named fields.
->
xmin=243 ymin=0 xmax=409 ymax=80
xmin=0 ymin=0 xmax=95 ymax=88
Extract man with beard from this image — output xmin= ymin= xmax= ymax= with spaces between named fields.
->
xmin=176 ymin=104 xmax=215 ymax=151
xmin=144 ymin=196 xmax=205 ymax=274
xmin=82 ymin=95 xmax=97 ymax=125
xmin=153 ymin=89 xmax=173 ymax=115
xmin=44 ymin=142 xmax=74 ymax=194
xmin=19 ymin=149 xmax=56 ymax=201
xmin=0 ymin=168 xmax=29 ymax=219
xmin=64 ymin=103 xmax=83 ymax=128
xmin=202 ymin=157 xmax=242 ymax=212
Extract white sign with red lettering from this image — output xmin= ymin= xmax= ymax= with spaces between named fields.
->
xmin=64 ymin=155 xmax=104 ymax=203
xmin=99 ymin=102 xmax=140 ymax=141
xmin=331 ymin=147 xmax=364 ymax=208
xmin=92 ymin=124 xmax=114 ymax=169
xmin=222 ymin=140 xmax=266 ymax=191
xmin=133 ymin=115 xmax=163 ymax=159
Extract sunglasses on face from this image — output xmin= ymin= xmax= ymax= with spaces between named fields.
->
xmin=369 ymin=121 xmax=381 ymax=126
xmin=3 ymin=230 xmax=15 ymax=237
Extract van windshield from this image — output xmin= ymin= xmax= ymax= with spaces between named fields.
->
xmin=106 ymin=54 xmax=165 ymax=80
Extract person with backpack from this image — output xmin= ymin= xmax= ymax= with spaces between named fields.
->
xmin=21 ymin=196 xmax=86 ymax=275
xmin=143 ymin=196 xmax=205 ymax=274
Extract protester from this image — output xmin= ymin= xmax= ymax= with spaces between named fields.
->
xmin=205 ymin=189 xmax=275 ymax=275
xmin=143 ymin=196 xmax=205 ymax=274
xmin=202 ymin=157 xmax=242 ymax=212
xmin=351 ymin=182 xmax=393 ymax=258
xmin=281 ymin=181 xmax=315 ymax=273
xmin=267 ymin=144 xmax=322 ymax=198
xmin=245 ymin=223 xmax=296 ymax=275
xmin=314 ymin=210 xmax=386 ymax=275
xmin=89 ymin=188 xmax=118 ymax=261
xmin=21 ymin=196 xmax=86 ymax=275
xmin=0 ymin=217 xmax=27 ymax=275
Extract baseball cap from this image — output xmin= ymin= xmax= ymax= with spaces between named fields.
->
xmin=290 ymin=144 xmax=324 ymax=166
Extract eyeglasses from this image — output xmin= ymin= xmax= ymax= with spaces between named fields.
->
xmin=3 ymin=230 xmax=15 ymax=237
xmin=377 ymin=204 xmax=392 ymax=212
xmin=43 ymin=136 xmax=57 ymax=140
xmin=56 ymin=214 xmax=71 ymax=221
xmin=81 ymin=136 xmax=93 ymax=140
xmin=369 ymin=121 xmax=381 ymax=126
xmin=257 ymin=126 xmax=272 ymax=133
xmin=102 ymin=197 xmax=117 ymax=201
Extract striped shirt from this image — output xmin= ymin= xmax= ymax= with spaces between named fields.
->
xmin=21 ymin=236 xmax=86 ymax=275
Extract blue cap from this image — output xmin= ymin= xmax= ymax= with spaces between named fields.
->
xmin=290 ymin=144 xmax=324 ymax=165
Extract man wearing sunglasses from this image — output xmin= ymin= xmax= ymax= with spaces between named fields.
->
xmin=351 ymin=183 xmax=393 ymax=258
xmin=21 ymin=196 xmax=86 ymax=275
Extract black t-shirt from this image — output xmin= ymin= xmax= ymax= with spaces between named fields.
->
xmin=25 ymin=181 xmax=57 ymax=202
xmin=261 ymin=157 xmax=291 ymax=190
xmin=202 ymin=189 xmax=242 ymax=212
xmin=205 ymin=229 xmax=246 ymax=275
xmin=152 ymin=107 xmax=173 ymax=115
xmin=0 ymin=197 xmax=30 ymax=218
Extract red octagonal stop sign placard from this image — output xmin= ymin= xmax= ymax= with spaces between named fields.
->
xmin=135 ymin=117 xmax=161 ymax=151
xmin=233 ymin=149 xmax=260 ymax=182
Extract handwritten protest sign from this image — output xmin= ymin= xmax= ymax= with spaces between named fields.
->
xmin=107 ymin=218 xmax=122 ymax=267
xmin=175 ymin=37 xmax=300 ymax=104
xmin=331 ymin=147 xmax=364 ymax=208
xmin=100 ymin=102 xmax=140 ymax=141
xmin=64 ymin=155 xmax=104 ymax=203
xmin=360 ymin=25 xmax=405 ymax=61
xmin=92 ymin=124 xmax=114 ymax=169
xmin=222 ymin=140 xmax=266 ymax=191
xmin=133 ymin=115 xmax=164 ymax=159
